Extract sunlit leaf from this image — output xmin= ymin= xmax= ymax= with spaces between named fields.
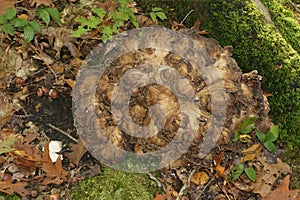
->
xmin=72 ymin=26 xmax=88 ymax=37
xmin=92 ymin=7 xmax=106 ymax=19
xmin=0 ymin=136 xmax=17 ymax=154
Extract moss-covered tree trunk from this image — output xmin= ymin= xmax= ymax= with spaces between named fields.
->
xmin=200 ymin=0 xmax=300 ymax=149
xmin=137 ymin=0 xmax=300 ymax=187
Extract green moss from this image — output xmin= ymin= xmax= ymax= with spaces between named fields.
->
xmin=201 ymin=0 xmax=299 ymax=186
xmin=260 ymin=0 xmax=300 ymax=54
xmin=66 ymin=167 xmax=161 ymax=200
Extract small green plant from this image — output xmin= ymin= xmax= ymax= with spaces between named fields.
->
xmin=0 ymin=6 xmax=60 ymax=43
xmin=72 ymin=0 xmax=166 ymax=42
xmin=232 ymin=116 xmax=279 ymax=153
xmin=149 ymin=7 xmax=167 ymax=22
xmin=0 ymin=8 xmax=41 ymax=43
xmin=36 ymin=5 xmax=61 ymax=26
xmin=230 ymin=164 xmax=256 ymax=182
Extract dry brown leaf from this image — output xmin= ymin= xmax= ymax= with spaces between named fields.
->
xmin=192 ymin=19 xmax=201 ymax=30
xmin=254 ymin=156 xmax=291 ymax=197
xmin=273 ymin=64 xmax=283 ymax=71
xmin=29 ymin=0 xmax=56 ymax=7
xmin=215 ymin=151 xmax=225 ymax=177
xmin=262 ymin=175 xmax=300 ymax=200
xmin=42 ymin=141 xmax=66 ymax=182
xmin=241 ymin=144 xmax=262 ymax=162
xmin=0 ymin=181 xmax=30 ymax=199
xmin=191 ymin=171 xmax=209 ymax=185
xmin=0 ymin=0 xmax=16 ymax=15
xmin=64 ymin=78 xmax=75 ymax=88
xmin=64 ymin=139 xmax=86 ymax=165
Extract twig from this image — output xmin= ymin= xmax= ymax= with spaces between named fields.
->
xmin=195 ymin=176 xmax=215 ymax=200
xmin=176 ymin=168 xmax=196 ymax=200
xmin=147 ymin=172 xmax=166 ymax=191
xmin=47 ymin=123 xmax=78 ymax=143
xmin=180 ymin=9 xmax=195 ymax=25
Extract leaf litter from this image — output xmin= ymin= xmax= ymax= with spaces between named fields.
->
xmin=0 ymin=0 xmax=299 ymax=199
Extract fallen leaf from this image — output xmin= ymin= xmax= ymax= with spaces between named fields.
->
xmin=192 ymin=19 xmax=201 ymax=30
xmin=18 ymin=14 xmax=29 ymax=20
xmin=262 ymin=175 xmax=300 ymax=200
xmin=64 ymin=78 xmax=75 ymax=88
xmin=241 ymin=144 xmax=262 ymax=162
xmin=42 ymin=142 xmax=66 ymax=183
xmin=29 ymin=0 xmax=56 ymax=7
xmin=273 ymin=64 xmax=283 ymax=71
xmin=0 ymin=0 xmax=16 ymax=15
xmin=0 ymin=135 xmax=18 ymax=154
xmin=254 ymin=156 xmax=291 ymax=197
xmin=215 ymin=151 xmax=225 ymax=177
xmin=191 ymin=171 xmax=209 ymax=185
xmin=64 ymin=139 xmax=86 ymax=165
xmin=0 ymin=181 xmax=29 ymax=199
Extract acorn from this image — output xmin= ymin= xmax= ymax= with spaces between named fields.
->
xmin=7 ymin=164 xmax=18 ymax=173
xmin=49 ymin=89 xmax=58 ymax=98
xmin=37 ymin=88 xmax=43 ymax=97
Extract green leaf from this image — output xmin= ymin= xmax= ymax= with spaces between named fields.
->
xmin=112 ymin=11 xmax=130 ymax=21
xmin=29 ymin=21 xmax=41 ymax=32
xmin=131 ymin=20 xmax=138 ymax=28
xmin=255 ymin=130 xmax=265 ymax=143
xmin=5 ymin=8 xmax=16 ymax=20
xmin=72 ymin=26 xmax=88 ymax=37
xmin=24 ymin=25 xmax=34 ymax=43
xmin=269 ymin=125 xmax=279 ymax=137
xmin=0 ymin=137 xmax=17 ymax=154
xmin=155 ymin=12 xmax=167 ymax=20
xmin=244 ymin=167 xmax=256 ymax=182
xmin=77 ymin=16 xmax=101 ymax=29
xmin=45 ymin=7 xmax=61 ymax=25
xmin=264 ymin=141 xmax=276 ymax=153
xmin=2 ymin=23 xmax=15 ymax=35
xmin=0 ymin=15 xmax=7 ymax=24
xmin=13 ymin=18 xmax=28 ymax=27
xmin=265 ymin=131 xmax=278 ymax=143
xmin=150 ymin=12 xmax=156 ymax=22
xmin=37 ymin=8 xmax=50 ymax=26
xmin=232 ymin=130 xmax=239 ymax=142
xmin=240 ymin=116 xmax=257 ymax=134
xmin=152 ymin=7 xmax=163 ymax=12
xmin=92 ymin=8 xmax=106 ymax=19
xmin=232 ymin=164 xmax=245 ymax=180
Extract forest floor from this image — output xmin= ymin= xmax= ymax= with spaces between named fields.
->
xmin=0 ymin=0 xmax=299 ymax=199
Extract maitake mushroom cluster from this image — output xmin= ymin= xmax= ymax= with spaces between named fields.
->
xmin=73 ymin=27 xmax=272 ymax=171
